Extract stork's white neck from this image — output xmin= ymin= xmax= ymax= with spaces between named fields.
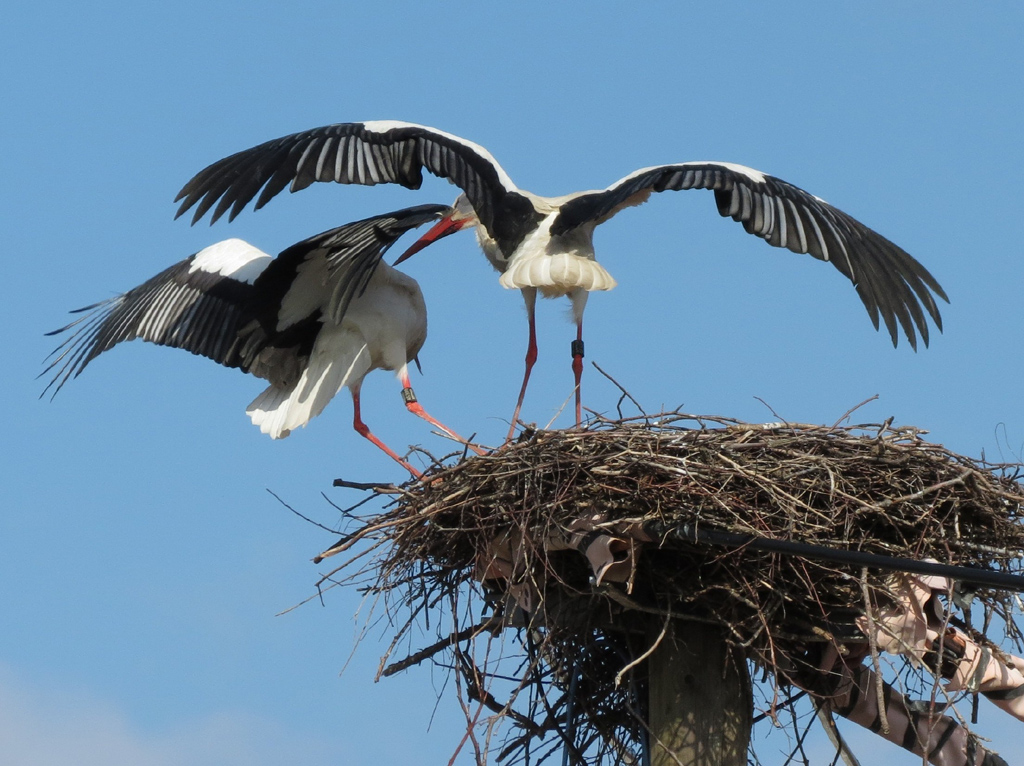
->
xmin=475 ymin=225 xmax=507 ymax=274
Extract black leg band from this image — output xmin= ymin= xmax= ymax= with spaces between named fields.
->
xmin=402 ymin=387 xmax=417 ymax=404
xmin=571 ymin=339 xmax=585 ymax=358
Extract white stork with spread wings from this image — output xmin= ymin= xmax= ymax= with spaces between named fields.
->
xmin=44 ymin=204 xmax=476 ymax=475
xmin=175 ymin=121 xmax=948 ymax=438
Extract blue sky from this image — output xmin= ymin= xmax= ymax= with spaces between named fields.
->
xmin=4 ymin=3 xmax=1023 ymax=763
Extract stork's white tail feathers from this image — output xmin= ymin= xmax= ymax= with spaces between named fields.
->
xmin=246 ymin=327 xmax=371 ymax=438
xmin=499 ymin=253 xmax=617 ymax=294
xmin=246 ymin=385 xmax=295 ymax=438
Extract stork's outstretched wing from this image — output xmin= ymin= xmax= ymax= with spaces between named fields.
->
xmin=41 ymin=241 xmax=269 ymax=397
xmin=43 ymin=205 xmax=451 ymax=397
xmin=552 ymin=162 xmax=947 ymax=349
xmin=175 ymin=121 xmax=540 ymax=253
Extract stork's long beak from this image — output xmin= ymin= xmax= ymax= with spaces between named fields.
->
xmin=394 ymin=212 xmax=472 ymax=265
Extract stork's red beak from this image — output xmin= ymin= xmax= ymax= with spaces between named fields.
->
xmin=394 ymin=213 xmax=471 ymax=265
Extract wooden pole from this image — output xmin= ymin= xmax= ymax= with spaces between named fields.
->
xmin=648 ymin=620 xmax=751 ymax=766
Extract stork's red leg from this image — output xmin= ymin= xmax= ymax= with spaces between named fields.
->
xmin=506 ymin=288 xmax=538 ymax=442
xmin=572 ymin=320 xmax=584 ymax=428
xmin=400 ymin=373 xmax=487 ymax=456
xmin=351 ymin=389 xmax=421 ymax=477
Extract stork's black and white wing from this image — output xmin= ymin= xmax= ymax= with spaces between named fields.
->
xmin=42 ymin=240 xmax=271 ymax=397
xmin=551 ymin=162 xmax=948 ymax=349
xmin=254 ymin=203 xmax=452 ymax=326
xmin=175 ymin=121 xmax=540 ymax=253
xmin=42 ymin=205 xmax=451 ymax=398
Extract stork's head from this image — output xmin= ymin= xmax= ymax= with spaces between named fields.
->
xmin=394 ymin=194 xmax=478 ymax=265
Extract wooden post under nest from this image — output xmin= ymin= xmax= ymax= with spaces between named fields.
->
xmin=648 ymin=620 xmax=752 ymax=766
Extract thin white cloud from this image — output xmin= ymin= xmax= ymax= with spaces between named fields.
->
xmin=0 ymin=665 xmax=333 ymax=766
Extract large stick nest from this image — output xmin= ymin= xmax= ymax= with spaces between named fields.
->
xmin=320 ymin=413 xmax=1024 ymax=764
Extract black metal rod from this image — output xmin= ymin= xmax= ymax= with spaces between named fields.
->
xmin=656 ymin=523 xmax=1024 ymax=592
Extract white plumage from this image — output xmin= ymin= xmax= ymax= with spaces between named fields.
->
xmin=245 ymin=260 xmax=426 ymax=440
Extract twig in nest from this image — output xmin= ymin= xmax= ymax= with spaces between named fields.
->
xmin=860 ymin=567 xmax=889 ymax=735
xmin=753 ymin=396 xmax=791 ymax=427
xmin=267 ymin=489 xmax=339 ymax=534
xmin=544 ymin=388 xmax=576 ymax=431
xmin=876 ymin=468 xmax=972 ymax=509
xmin=815 ymin=702 xmax=862 ymax=766
xmin=380 ymin=617 xmax=502 ymax=678
xmin=614 ymin=618 xmax=667 ymax=688
xmin=592 ymin=361 xmax=647 ymax=420
xmin=830 ymin=395 xmax=880 ymax=430
xmin=332 ymin=478 xmax=403 ymax=491
xmin=751 ymin=690 xmax=808 ymax=724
